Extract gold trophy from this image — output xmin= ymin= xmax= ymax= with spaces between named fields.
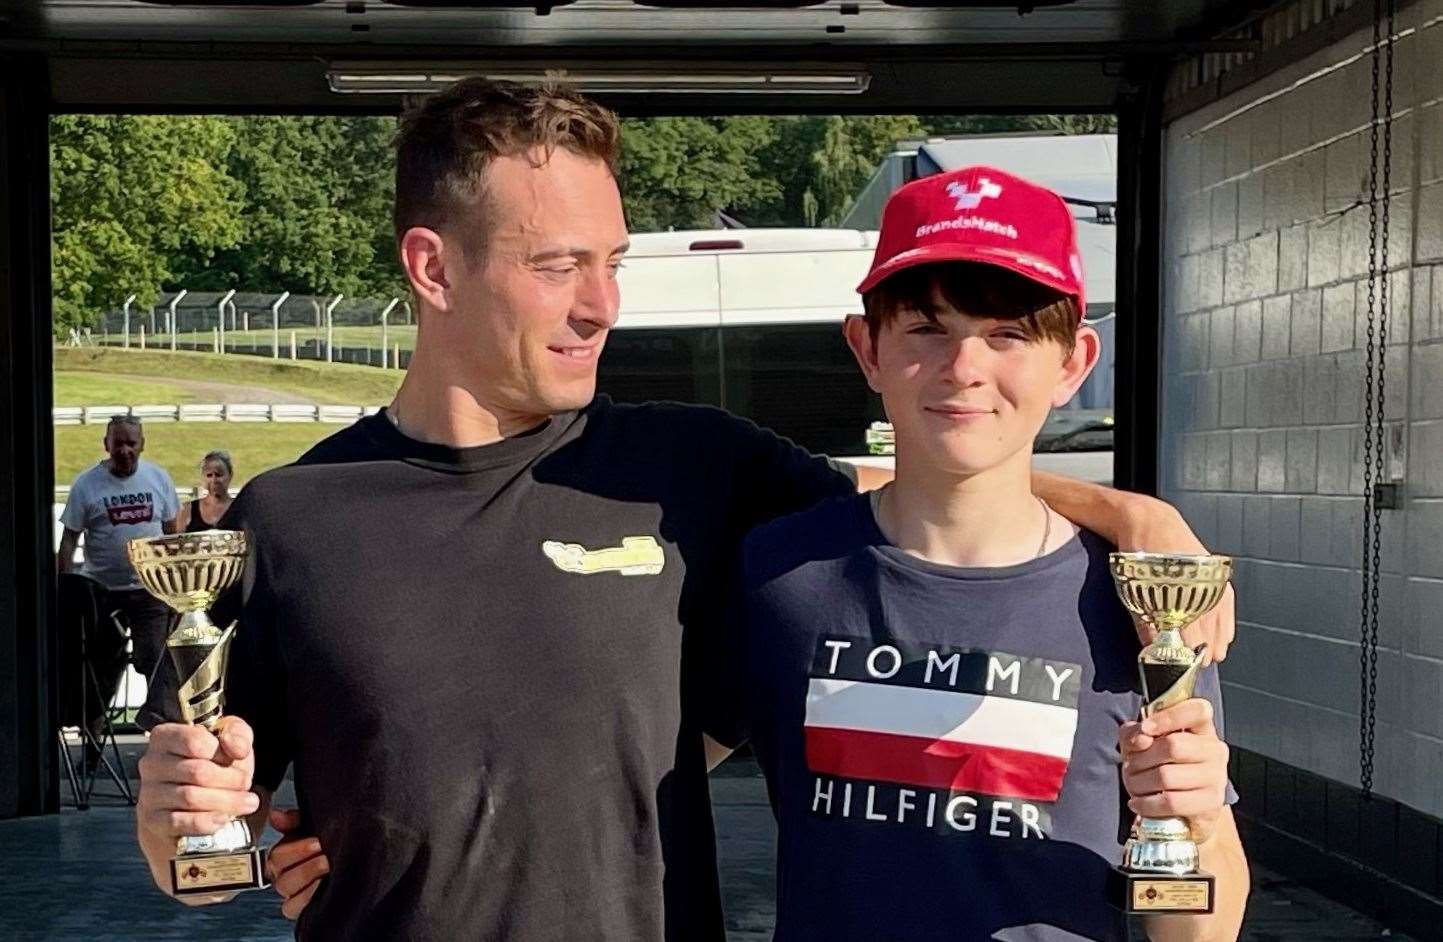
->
xmin=127 ymin=530 xmax=268 ymax=896
xmin=1107 ymin=552 xmax=1234 ymax=915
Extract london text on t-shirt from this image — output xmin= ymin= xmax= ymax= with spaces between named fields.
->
xmin=103 ymin=490 xmax=157 ymax=525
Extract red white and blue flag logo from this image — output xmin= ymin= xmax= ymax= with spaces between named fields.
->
xmin=804 ymin=637 xmax=1081 ymax=804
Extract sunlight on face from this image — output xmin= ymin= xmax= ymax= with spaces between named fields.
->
xmin=869 ymin=285 xmax=1089 ymax=480
xmin=441 ymin=149 xmax=630 ymax=418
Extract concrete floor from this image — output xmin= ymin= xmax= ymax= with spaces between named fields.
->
xmin=0 ymin=743 xmax=1413 ymax=941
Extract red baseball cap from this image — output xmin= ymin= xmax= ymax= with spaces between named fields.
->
xmin=856 ymin=165 xmax=1085 ymax=318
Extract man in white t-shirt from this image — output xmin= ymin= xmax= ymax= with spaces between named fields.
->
xmin=58 ymin=415 xmax=181 ymax=748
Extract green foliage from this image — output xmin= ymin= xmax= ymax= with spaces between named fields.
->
xmin=619 ymin=116 xmax=784 ymax=231
xmin=810 ymin=115 xmax=928 ymax=226
xmin=719 ymin=116 xmax=827 ymax=227
xmin=52 ymin=115 xmax=403 ymax=339
xmin=187 ymin=116 xmax=402 ymax=298
xmin=51 ymin=115 xmax=243 ymax=335
xmin=625 ymin=114 xmax=956 ymax=228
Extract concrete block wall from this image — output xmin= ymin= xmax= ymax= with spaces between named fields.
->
xmin=1161 ymin=1 xmax=1443 ymax=817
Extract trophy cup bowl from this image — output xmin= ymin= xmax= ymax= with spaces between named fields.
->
xmin=1107 ymin=552 xmax=1234 ymax=915
xmin=1109 ymin=552 xmax=1233 ymax=636
xmin=126 ymin=530 xmax=268 ymax=896
xmin=127 ymin=530 xmax=248 ymax=655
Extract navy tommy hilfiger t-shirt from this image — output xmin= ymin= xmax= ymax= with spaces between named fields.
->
xmin=731 ymin=494 xmax=1229 ymax=942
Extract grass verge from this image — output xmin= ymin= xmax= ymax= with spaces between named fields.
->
xmin=55 ymin=422 xmax=339 ymax=490
xmin=54 ymin=372 xmax=199 ymax=407
xmin=54 ymin=346 xmax=402 ymax=406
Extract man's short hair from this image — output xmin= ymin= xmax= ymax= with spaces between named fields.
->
xmin=105 ymin=414 xmax=142 ymax=435
xmin=393 ymin=77 xmax=623 ymax=255
xmin=861 ymin=262 xmax=1080 ymax=354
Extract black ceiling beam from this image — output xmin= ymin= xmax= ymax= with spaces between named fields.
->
xmin=17 ymin=33 xmax=1262 ymax=113
xmin=4 ymin=37 xmax=1261 ymax=60
xmin=41 ymin=53 xmax=1136 ymax=114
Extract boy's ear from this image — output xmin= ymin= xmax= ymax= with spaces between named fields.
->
xmin=842 ymin=315 xmax=884 ymax=394
xmin=1052 ymin=324 xmax=1103 ymax=409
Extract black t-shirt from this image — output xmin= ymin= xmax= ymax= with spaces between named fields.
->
xmin=159 ymin=397 xmax=853 ymax=941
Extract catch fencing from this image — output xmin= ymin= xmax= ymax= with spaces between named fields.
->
xmin=86 ymin=291 xmax=414 ymax=369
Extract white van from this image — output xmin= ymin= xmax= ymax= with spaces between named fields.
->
xmin=599 ymin=228 xmax=883 ymax=457
xmin=616 ymin=228 xmax=878 ymax=329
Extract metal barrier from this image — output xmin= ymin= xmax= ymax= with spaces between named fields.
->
xmin=55 ymin=403 xmax=382 ymax=425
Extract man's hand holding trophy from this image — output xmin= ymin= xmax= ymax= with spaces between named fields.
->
xmin=128 ymin=530 xmax=269 ymax=897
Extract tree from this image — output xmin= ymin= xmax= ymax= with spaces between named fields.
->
xmin=50 ymin=115 xmax=242 ymax=335
xmin=809 ymin=115 xmax=927 ymax=226
xmin=726 ymin=116 xmax=828 ymax=227
xmin=633 ymin=114 xmax=929 ymax=230
xmin=619 ymin=117 xmax=783 ymax=231
xmin=190 ymin=116 xmax=402 ymax=298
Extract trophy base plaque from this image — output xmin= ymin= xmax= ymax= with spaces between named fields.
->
xmin=171 ymin=846 xmax=269 ymax=896
xmin=1108 ymin=867 xmax=1215 ymax=914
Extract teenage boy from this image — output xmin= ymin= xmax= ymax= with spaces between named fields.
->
xmin=728 ymin=167 xmax=1249 ymax=941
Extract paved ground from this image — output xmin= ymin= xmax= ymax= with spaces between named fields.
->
xmin=0 ymin=741 xmax=1413 ymax=941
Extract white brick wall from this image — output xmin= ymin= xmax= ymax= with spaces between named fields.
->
xmin=1162 ymin=0 xmax=1443 ymax=817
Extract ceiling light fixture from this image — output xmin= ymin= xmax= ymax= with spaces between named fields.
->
xmin=326 ymin=62 xmax=871 ymax=95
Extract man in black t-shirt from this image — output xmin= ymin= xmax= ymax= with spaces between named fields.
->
xmin=134 ymin=79 xmax=1235 ymax=940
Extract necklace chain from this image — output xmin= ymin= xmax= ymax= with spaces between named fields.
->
xmin=1034 ymin=495 xmax=1052 ymax=559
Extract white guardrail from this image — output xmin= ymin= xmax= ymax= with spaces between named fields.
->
xmin=54 ymin=403 xmax=382 ymax=425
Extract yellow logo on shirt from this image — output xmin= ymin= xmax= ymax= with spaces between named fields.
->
xmin=541 ymin=536 xmax=665 ymax=576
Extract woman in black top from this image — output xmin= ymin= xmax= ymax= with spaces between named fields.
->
xmin=179 ymin=450 xmax=234 ymax=533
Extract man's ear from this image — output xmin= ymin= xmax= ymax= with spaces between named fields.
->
xmin=1052 ymin=324 xmax=1103 ymax=408
xmin=843 ymin=315 xmax=884 ymax=394
xmin=399 ymin=226 xmax=454 ymax=315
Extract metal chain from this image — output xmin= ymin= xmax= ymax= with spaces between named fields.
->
xmin=1359 ymin=0 xmax=1380 ymax=798
xmin=1359 ymin=0 xmax=1394 ymax=800
xmin=1371 ymin=0 xmax=1394 ymax=797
